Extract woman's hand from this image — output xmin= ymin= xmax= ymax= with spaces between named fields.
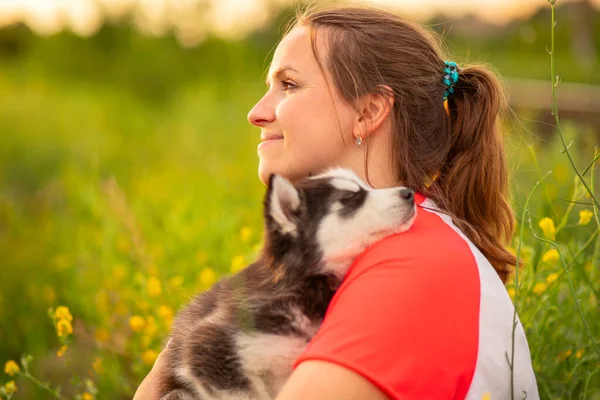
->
xmin=133 ymin=344 xmax=169 ymax=400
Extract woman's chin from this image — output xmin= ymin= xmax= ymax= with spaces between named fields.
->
xmin=258 ymin=162 xmax=304 ymax=186
xmin=258 ymin=162 xmax=279 ymax=186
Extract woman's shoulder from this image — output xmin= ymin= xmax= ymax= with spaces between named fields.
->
xmin=345 ymin=196 xmax=482 ymax=283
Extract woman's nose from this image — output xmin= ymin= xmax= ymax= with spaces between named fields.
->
xmin=247 ymin=96 xmax=276 ymax=127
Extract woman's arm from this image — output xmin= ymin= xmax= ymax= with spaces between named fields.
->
xmin=135 ymin=352 xmax=388 ymax=400
xmin=276 ymin=360 xmax=390 ymax=400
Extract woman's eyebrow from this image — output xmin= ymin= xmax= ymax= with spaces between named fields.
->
xmin=265 ymin=65 xmax=299 ymax=87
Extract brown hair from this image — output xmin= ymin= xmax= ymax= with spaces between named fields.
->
xmin=286 ymin=4 xmax=515 ymax=282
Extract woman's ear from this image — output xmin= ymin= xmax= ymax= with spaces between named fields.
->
xmin=355 ymin=85 xmax=394 ymax=138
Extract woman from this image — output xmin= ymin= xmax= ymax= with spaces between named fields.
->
xmin=135 ymin=4 xmax=539 ymax=399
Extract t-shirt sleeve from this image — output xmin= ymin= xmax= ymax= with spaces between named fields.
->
xmin=293 ymin=236 xmax=481 ymax=400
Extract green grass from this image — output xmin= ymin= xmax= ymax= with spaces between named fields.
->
xmin=0 ymin=4 xmax=599 ymax=398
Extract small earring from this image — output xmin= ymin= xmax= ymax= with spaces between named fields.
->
xmin=355 ymin=134 xmax=363 ymax=146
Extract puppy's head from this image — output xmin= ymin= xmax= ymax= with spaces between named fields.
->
xmin=263 ymin=168 xmax=416 ymax=279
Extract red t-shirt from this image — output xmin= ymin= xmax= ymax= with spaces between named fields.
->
xmin=294 ymin=195 xmax=539 ymax=400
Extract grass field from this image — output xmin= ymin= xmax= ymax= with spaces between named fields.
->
xmin=1 ymin=3 xmax=599 ymax=398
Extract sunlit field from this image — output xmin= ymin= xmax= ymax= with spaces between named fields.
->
xmin=1 ymin=2 xmax=599 ymax=398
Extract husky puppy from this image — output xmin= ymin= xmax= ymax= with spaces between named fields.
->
xmin=159 ymin=168 xmax=416 ymax=400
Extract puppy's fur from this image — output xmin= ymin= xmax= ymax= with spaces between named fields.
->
xmin=159 ymin=168 xmax=416 ymax=400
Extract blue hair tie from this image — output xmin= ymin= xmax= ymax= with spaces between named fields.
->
xmin=443 ymin=60 xmax=459 ymax=101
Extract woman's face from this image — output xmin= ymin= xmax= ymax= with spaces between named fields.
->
xmin=247 ymin=26 xmax=359 ymax=185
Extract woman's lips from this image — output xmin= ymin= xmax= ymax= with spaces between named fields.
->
xmin=257 ymin=134 xmax=283 ymax=151
xmin=260 ymin=133 xmax=284 ymax=141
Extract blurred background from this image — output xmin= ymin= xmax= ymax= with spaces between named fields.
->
xmin=1 ymin=0 xmax=599 ymax=398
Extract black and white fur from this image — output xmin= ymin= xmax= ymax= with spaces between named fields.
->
xmin=159 ymin=168 xmax=416 ymax=400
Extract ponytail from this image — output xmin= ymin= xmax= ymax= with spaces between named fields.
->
xmin=432 ymin=65 xmax=515 ymax=282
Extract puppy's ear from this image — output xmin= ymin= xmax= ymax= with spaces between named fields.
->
xmin=265 ymin=174 xmax=301 ymax=236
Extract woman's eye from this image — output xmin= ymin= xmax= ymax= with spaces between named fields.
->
xmin=281 ymin=80 xmax=297 ymax=91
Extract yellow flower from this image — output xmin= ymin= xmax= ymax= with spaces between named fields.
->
xmin=92 ymin=357 xmax=103 ymax=373
xmin=538 ymin=218 xmax=556 ymax=239
xmin=546 ymin=273 xmax=559 ymax=285
xmin=56 ymin=319 xmax=73 ymax=337
xmin=579 ymin=209 xmax=593 ymax=226
xmin=3 ymin=380 xmax=17 ymax=395
xmin=541 ymin=249 xmax=559 ymax=263
xmin=94 ymin=328 xmax=110 ymax=345
xmin=4 ymin=360 xmax=20 ymax=376
xmin=240 ymin=226 xmax=253 ymax=242
xmin=82 ymin=392 xmax=94 ymax=400
xmin=532 ymin=282 xmax=547 ymax=295
xmin=141 ymin=349 xmax=158 ymax=366
xmin=147 ymin=277 xmax=162 ymax=297
xmin=230 ymin=255 xmax=246 ymax=274
xmin=199 ymin=268 xmax=217 ymax=288
xmin=576 ymin=348 xmax=585 ymax=359
xmin=558 ymin=349 xmax=572 ymax=361
xmin=55 ymin=306 xmax=73 ymax=322
xmin=168 ymin=275 xmax=184 ymax=290
xmin=507 ymin=288 xmax=516 ymax=300
xmin=56 ymin=344 xmax=68 ymax=358
xmin=157 ymin=305 xmax=174 ymax=326
xmin=129 ymin=315 xmax=146 ymax=332
xmin=481 ymin=393 xmax=491 ymax=400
